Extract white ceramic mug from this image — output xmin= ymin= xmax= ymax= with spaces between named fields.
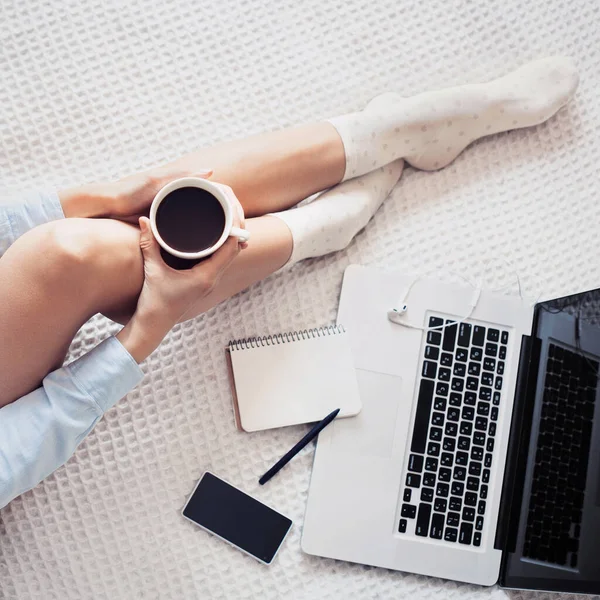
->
xmin=149 ymin=177 xmax=250 ymax=260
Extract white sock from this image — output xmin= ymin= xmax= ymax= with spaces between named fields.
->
xmin=329 ymin=56 xmax=579 ymax=178
xmin=271 ymin=160 xmax=404 ymax=266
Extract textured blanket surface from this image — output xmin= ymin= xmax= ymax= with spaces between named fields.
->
xmin=1 ymin=0 xmax=599 ymax=598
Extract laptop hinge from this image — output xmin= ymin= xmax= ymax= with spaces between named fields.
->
xmin=494 ymin=333 xmax=541 ymax=552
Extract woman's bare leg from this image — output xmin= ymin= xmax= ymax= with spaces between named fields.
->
xmin=0 ymin=215 xmax=291 ymax=407
xmin=165 ymin=123 xmax=346 ymax=217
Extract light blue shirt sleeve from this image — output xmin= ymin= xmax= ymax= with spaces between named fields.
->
xmin=0 ymin=336 xmax=144 ymax=509
xmin=0 ymin=189 xmax=64 ymax=258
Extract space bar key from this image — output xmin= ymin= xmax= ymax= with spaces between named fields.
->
xmin=410 ymin=378 xmax=435 ymax=454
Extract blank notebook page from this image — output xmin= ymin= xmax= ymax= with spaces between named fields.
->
xmin=228 ymin=328 xmax=361 ymax=432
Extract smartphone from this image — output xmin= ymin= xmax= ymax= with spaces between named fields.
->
xmin=181 ymin=472 xmax=293 ymax=564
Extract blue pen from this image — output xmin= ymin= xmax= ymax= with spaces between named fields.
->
xmin=259 ymin=408 xmax=341 ymax=485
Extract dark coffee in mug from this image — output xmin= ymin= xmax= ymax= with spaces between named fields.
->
xmin=155 ymin=187 xmax=226 ymax=253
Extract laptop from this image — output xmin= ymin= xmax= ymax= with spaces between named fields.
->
xmin=302 ymin=264 xmax=600 ymax=593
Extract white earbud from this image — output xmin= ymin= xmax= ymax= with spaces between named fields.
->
xmin=386 ymin=274 xmax=483 ymax=328
xmin=387 ymin=305 xmax=408 ymax=324
xmin=387 ymin=276 xmax=419 ymax=325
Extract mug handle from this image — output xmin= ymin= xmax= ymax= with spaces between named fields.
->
xmin=230 ymin=226 xmax=251 ymax=243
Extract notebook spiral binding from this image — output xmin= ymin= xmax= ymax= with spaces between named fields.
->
xmin=228 ymin=325 xmax=346 ymax=351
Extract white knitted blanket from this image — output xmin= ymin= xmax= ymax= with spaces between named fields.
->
xmin=1 ymin=0 xmax=599 ymax=598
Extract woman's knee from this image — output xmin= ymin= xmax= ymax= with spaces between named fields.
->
xmin=44 ymin=218 xmax=107 ymax=274
xmin=19 ymin=218 xmax=144 ymax=314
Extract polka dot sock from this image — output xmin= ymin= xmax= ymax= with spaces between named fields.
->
xmin=271 ymin=160 xmax=404 ymax=266
xmin=329 ymin=56 xmax=579 ymax=178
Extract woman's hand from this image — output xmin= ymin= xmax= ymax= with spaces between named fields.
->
xmin=59 ymin=165 xmax=215 ymax=222
xmin=116 ymin=213 xmax=245 ymax=363
xmin=108 ymin=166 xmax=213 ymax=222
xmin=136 ymin=215 xmax=244 ymax=324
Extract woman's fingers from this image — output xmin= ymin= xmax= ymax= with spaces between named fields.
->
xmin=217 ymin=183 xmax=248 ymax=248
xmin=219 ymin=184 xmax=245 ymax=227
xmin=191 ymin=235 xmax=240 ymax=288
xmin=186 ymin=183 xmax=247 ymax=289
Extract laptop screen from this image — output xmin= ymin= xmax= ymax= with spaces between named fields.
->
xmin=500 ymin=288 xmax=600 ymax=594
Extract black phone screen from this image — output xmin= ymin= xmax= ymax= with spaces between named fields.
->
xmin=182 ymin=472 xmax=292 ymax=564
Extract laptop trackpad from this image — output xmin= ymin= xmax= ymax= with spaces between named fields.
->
xmin=331 ymin=369 xmax=402 ymax=458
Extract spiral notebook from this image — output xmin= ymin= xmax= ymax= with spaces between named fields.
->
xmin=225 ymin=326 xmax=362 ymax=432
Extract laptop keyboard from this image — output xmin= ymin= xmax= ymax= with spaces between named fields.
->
xmin=398 ymin=315 xmax=509 ymax=547
xmin=523 ymin=343 xmax=598 ymax=568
